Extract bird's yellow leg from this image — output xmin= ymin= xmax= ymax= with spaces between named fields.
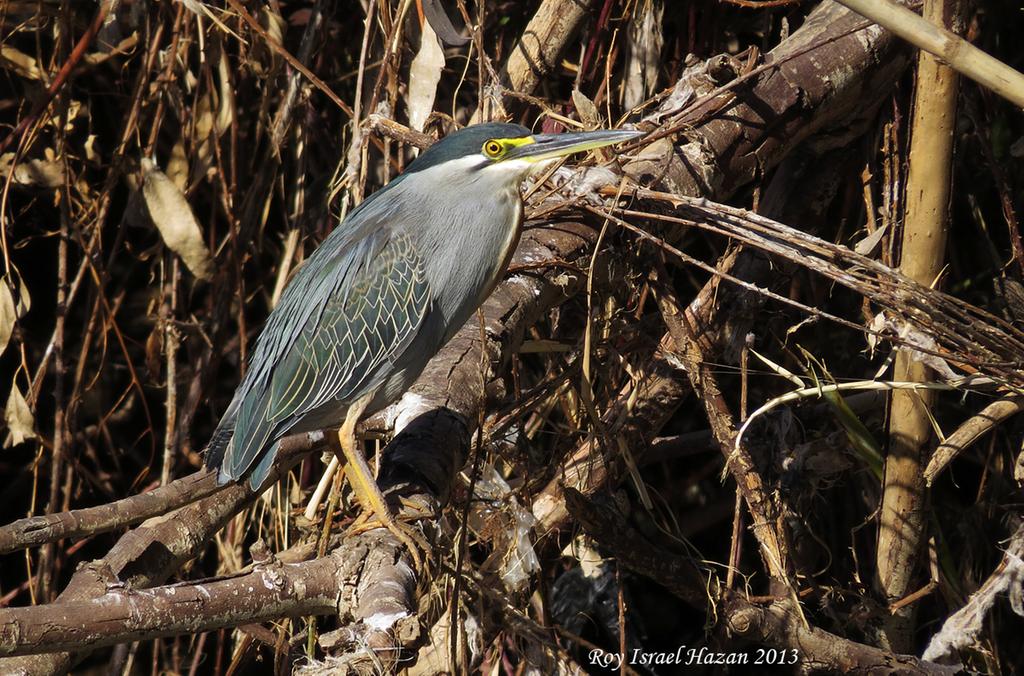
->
xmin=335 ymin=396 xmax=425 ymax=569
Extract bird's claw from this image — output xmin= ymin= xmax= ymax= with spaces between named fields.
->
xmin=349 ymin=508 xmax=430 ymax=571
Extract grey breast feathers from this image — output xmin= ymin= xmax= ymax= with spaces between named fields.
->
xmin=206 ymin=206 xmax=431 ymax=490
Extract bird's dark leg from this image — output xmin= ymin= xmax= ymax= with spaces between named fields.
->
xmin=333 ymin=394 xmax=425 ymax=569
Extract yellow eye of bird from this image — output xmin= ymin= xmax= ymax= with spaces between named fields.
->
xmin=483 ymin=140 xmax=503 ymax=158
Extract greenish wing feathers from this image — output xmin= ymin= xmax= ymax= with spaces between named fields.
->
xmin=267 ymin=233 xmax=429 ymax=419
xmin=217 ymin=229 xmax=429 ymax=486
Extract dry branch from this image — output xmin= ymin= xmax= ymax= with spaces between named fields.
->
xmin=877 ymin=0 xmax=964 ymax=650
xmin=489 ymin=0 xmax=597 ymax=114
xmin=624 ymin=192 xmax=1024 ymax=385
xmin=0 ymin=471 xmax=221 ymax=555
xmin=563 ymin=488 xmax=709 ymax=610
xmin=0 ymin=432 xmax=327 ymax=674
xmin=532 ymin=248 xmax=747 ymax=536
xmin=0 ymin=402 xmax=467 ymax=671
xmin=0 ymin=0 xmax=115 ymax=156
xmin=925 ymin=394 xmax=1024 ymax=485
xmin=0 ymin=507 xmax=420 ymax=665
xmin=837 ymin=0 xmax=1024 ymax=108
xmin=652 ymin=263 xmax=793 ymax=581
xmin=532 ymin=332 xmax=690 ymax=535
xmin=532 ymin=0 xmax=910 ymax=540
xmin=723 ymin=595 xmax=959 ymax=675
xmin=631 ymin=0 xmax=909 ymax=200
xmin=0 ymin=551 xmax=345 ymax=657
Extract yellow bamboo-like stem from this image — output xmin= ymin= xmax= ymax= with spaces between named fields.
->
xmin=876 ymin=0 xmax=962 ymax=653
xmin=837 ymin=0 xmax=1024 ymax=108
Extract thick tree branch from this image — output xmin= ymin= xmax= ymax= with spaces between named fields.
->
xmin=473 ymin=0 xmax=597 ymax=121
xmin=0 ymin=432 xmax=327 ymax=675
xmin=723 ymin=593 xmax=959 ymax=675
xmin=0 ymin=471 xmax=220 ymax=555
xmin=0 ymin=551 xmax=345 ymax=656
xmin=628 ymin=0 xmax=909 ymax=200
xmin=0 ymin=521 xmax=421 ymax=663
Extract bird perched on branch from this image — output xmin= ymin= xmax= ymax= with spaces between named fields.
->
xmin=205 ymin=122 xmax=641 ymax=555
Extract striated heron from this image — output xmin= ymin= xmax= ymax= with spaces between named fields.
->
xmin=205 ymin=122 xmax=641 ymax=554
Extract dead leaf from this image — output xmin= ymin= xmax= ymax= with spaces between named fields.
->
xmin=0 ymin=284 xmax=16 ymax=358
xmin=261 ymin=5 xmax=285 ymax=46
xmin=167 ymin=45 xmax=234 ymax=190
xmin=854 ymin=224 xmax=888 ymax=256
xmin=144 ymin=326 xmax=164 ymax=383
xmin=16 ymin=158 xmax=65 ymax=187
xmin=84 ymin=134 xmax=99 ymax=162
xmin=623 ymin=0 xmax=664 ymax=111
xmin=215 ymin=46 xmax=235 ymax=135
xmin=140 ymin=158 xmax=215 ymax=280
xmin=0 ymin=152 xmax=65 ymax=188
xmin=84 ymin=32 xmax=139 ymax=65
xmin=408 ymin=21 xmax=445 ymax=134
xmin=0 ymin=273 xmax=30 ymax=358
xmin=0 ymin=44 xmax=43 ymax=80
xmin=3 ymin=380 xmax=36 ymax=447
xmin=571 ymin=88 xmax=600 ymax=128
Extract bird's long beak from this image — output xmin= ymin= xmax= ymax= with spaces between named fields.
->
xmin=507 ymin=129 xmax=643 ymax=163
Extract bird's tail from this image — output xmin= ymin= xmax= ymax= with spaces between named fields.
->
xmin=205 ymin=385 xmax=285 ymax=490
xmin=204 ymin=395 xmax=240 ymax=477
xmin=216 ymin=384 xmax=280 ymax=488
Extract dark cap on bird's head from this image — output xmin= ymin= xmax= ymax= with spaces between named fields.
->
xmin=404 ymin=123 xmax=531 ymax=174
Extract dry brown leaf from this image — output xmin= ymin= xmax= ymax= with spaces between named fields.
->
xmin=0 ymin=152 xmax=65 ymax=188
xmin=0 ymin=273 xmax=30 ymax=358
xmin=261 ymin=5 xmax=285 ymax=45
xmin=15 ymin=158 xmax=65 ymax=187
xmin=215 ymin=46 xmax=235 ymax=135
xmin=623 ymin=0 xmax=664 ymax=111
xmin=854 ymin=223 xmax=888 ymax=256
xmin=83 ymin=32 xmax=139 ymax=65
xmin=140 ymin=158 xmax=215 ymax=280
xmin=572 ymin=88 xmax=601 ymax=128
xmin=144 ymin=327 xmax=164 ymax=383
xmin=250 ymin=5 xmax=285 ymax=74
xmin=167 ymin=46 xmax=234 ymax=189
xmin=84 ymin=134 xmax=99 ymax=161
xmin=408 ymin=21 xmax=445 ymax=134
xmin=3 ymin=379 xmax=36 ymax=447
xmin=0 ymin=283 xmax=16 ymax=358
xmin=166 ymin=137 xmax=191 ymax=191
xmin=0 ymin=44 xmax=42 ymax=80
xmin=44 ymin=100 xmax=83 ymax=133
